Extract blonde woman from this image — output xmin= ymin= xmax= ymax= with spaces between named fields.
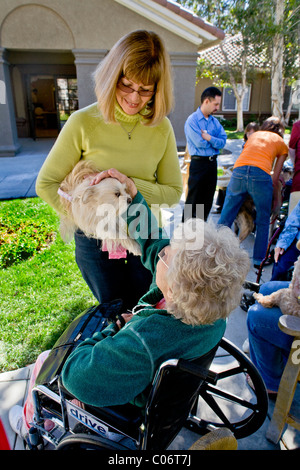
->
xmin=36 ymin=30 xmax=183 ymax=310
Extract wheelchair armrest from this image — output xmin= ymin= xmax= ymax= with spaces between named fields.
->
xmin=177 ymin=359 xmax=218 ymax=385
xmin=279 ymin=315 xmax=300 ymax=337
xmin=243 ymin=281 xmax=260 ymax=293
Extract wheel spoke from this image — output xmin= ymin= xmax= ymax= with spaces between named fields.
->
xmin=203 ymin=384 xmax=258 ymax=411
xmin=199 ymin=390 xmax=233 ymax=430
xmin=188 ymin=338 xmax=269 ymax=439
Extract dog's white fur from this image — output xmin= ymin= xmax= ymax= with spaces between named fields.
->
xmin=253 ymin=240 xmax=300 ymax=317
xmin=58 ymin=161 xmax=141 ymax=256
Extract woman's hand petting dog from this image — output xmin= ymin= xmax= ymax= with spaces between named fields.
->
xmin=89 ymin=168 xmax=138 ymax=199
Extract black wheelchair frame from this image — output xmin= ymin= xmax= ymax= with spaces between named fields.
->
xmin=26 ymin=337 xmax=269 ymax=450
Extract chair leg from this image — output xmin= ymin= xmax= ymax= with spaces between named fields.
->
xmin=266 ymin=349 xmax=300 ymax=444
xmin=189 ymin=428 xmax=238 ymax=450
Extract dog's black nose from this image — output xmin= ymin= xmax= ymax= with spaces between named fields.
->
xmin=127 ymin=197 xmax=132 ymax=204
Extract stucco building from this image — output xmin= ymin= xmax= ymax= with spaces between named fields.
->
xmin=0 ymin=0 xmax=224 ymax=156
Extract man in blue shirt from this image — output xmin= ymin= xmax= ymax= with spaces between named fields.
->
xmin=183 ymin=87 xmax=227 ymax=221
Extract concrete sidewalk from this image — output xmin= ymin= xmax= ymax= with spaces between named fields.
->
xmin=0 ymin=138 xmax=55 ymax=200
xmin=0 ymin=137 xmax=244 ymax=201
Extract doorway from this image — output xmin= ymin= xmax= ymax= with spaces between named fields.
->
xmin=28 ymin=75 xmax=78 ymax=139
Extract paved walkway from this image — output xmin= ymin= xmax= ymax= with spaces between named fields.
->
xmin=0 ymin=137 xmax=245 ymax=200
xmin=1 ymin=136 xmax=299 ymax=451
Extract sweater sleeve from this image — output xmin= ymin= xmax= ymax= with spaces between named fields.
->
xmin=61 ymin=326 xmax=154 ymax=407
xmin=127 ymin=192 xmax=170 ymax=274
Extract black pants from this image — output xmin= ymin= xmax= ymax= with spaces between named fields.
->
xmin=74 ymin=230 xmax=153 ymax=311
xmin=183 ymin=157 xmax=218 ymax=221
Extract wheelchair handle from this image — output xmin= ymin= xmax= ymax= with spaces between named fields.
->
xmin=177 ymin=359 xmax=218 ymax=385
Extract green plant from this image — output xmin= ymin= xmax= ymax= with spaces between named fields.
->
xmin=0 ymin=199 xmax=56 ymax=268
xmin=0 ymin=198 xmax=94 ymax=372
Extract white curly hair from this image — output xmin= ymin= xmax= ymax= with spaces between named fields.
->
xmin=166 ymin=219 xmax=250 ymax=326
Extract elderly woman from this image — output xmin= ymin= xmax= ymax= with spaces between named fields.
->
xmin=9 ymin=170 xmax=249 ymax=438
xmin=35 ymin=30 xmax=183 ymax=311
xmin=59 ymin=170 xmax=250 ymax=408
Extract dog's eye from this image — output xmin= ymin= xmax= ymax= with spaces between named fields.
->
xmin=115 ymin=191 xmax=121 ymax=197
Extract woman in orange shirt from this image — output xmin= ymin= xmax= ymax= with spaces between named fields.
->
xmin=218 ymin=117 xmax=288 ymax=268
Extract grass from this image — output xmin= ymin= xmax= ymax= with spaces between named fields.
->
xmin=225 ymin=127 xmax=292 ymax=140
xmin=0 ymin=198 xmax=94 ymax=372
xmin=225 ymin=129 xmax=244 ymax=139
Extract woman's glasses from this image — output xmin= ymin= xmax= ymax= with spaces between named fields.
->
xmin=158 ymin=246 xmax=169 ymax=268
xmin=117 ymin=81 xmax=155 ymax=97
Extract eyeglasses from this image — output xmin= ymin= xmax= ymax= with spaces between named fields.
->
xmin=158 ymin=246 xmax=169 ymax=268
xmin=117 ymin=81 xmax=155 ymax=97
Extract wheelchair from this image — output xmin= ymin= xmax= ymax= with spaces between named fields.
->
xmin=25 ymin=303 xmax=269 ymax=451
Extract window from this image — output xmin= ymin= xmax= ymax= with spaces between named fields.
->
xmin=222 ymin=85 xmax=251 ymax=111
xmin=283 ymin=85 xmax=298 ymax=111
xmin=56 ymin=77 xmax=78 ymax=129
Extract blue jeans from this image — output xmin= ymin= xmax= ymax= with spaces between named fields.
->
xmin=218 ymin=166 xmax=273 ymax=265
xmin=247 ymin=281 xmax=293 ymax=392
xmin=74 ymin=230 xmax=153 ymax=311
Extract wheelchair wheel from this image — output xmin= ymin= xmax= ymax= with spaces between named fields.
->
xmin=186 ymin=338 xmax=269 ymax=439
xmin=56 ymin=433 xmax=129 ymax=450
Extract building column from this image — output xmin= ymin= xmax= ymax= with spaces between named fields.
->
xmin=170 ymin=52 xmax=198 ymax=148
xmin=0 ymin=48 xmax=20 ymax=156
xmin=72 ymin=49 xmax=108 ymax=109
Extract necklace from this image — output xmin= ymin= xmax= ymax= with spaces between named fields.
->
xmin=117 ymin=120 xmax=139 ymax=140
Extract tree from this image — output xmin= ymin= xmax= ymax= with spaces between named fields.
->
xmin=246 ymin=0 xmax=299 ymax=122
xmin=178 ymin=0 xmax=263 ymax=131
xmin=196 ymin=34 xmax=257 ymax=132
xmin=178 ymin=0 xmax=300 ymax=127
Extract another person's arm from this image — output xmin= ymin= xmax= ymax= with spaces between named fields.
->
xmin=274 ymin=202 xmax=300 ymax=261
xmin=271 ymin=153 xmax=288 ymax=215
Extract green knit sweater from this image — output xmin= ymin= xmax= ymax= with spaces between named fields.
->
xmin=61 ymin=192 xmax=226 ymax=409
xmin=35 ymin=102 xmax=183 ymax=219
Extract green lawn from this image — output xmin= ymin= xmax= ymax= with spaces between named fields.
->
xmin=0 ymin=198 xmax=94 ymax=372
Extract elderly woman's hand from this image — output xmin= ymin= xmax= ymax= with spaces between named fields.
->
xmin=116 ymin=312 xmax=134 ymax=330
xmin=274 ymin=246 xmax=285 ymax=263
xmin=89 ymin=168 xmax=137 ymax=199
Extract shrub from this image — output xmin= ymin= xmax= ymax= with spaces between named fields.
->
xmin=0 ymin=199 xmax=56 ymax=268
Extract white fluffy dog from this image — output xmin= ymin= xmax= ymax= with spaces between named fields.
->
xmin=253 ymin=240 xmax=300 ymax=317
xmin=58 ymin=161 xmax=141 ymax=257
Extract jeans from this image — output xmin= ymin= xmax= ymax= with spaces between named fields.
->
xmin=218 ymin=166 xmax=273 ymax=265
xmin=247 ymin=281 xmax=293 ymax=392
xmin=74 ymin=230 xmax=153 ymax=311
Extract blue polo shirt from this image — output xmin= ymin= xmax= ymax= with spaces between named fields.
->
xmin=184 ymin=107 xmax=227 ymax=157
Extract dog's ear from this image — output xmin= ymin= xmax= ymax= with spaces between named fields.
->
xmin=81 ymin=186 xmax=95 ymax=204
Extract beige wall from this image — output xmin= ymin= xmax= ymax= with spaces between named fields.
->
xmin=0 ymin=0 xmax=197 ymax=52
xmin=0 ymin=0 xmax=205 ymax=148
xmin=194 ymin=74 xmax=272 ymax=121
